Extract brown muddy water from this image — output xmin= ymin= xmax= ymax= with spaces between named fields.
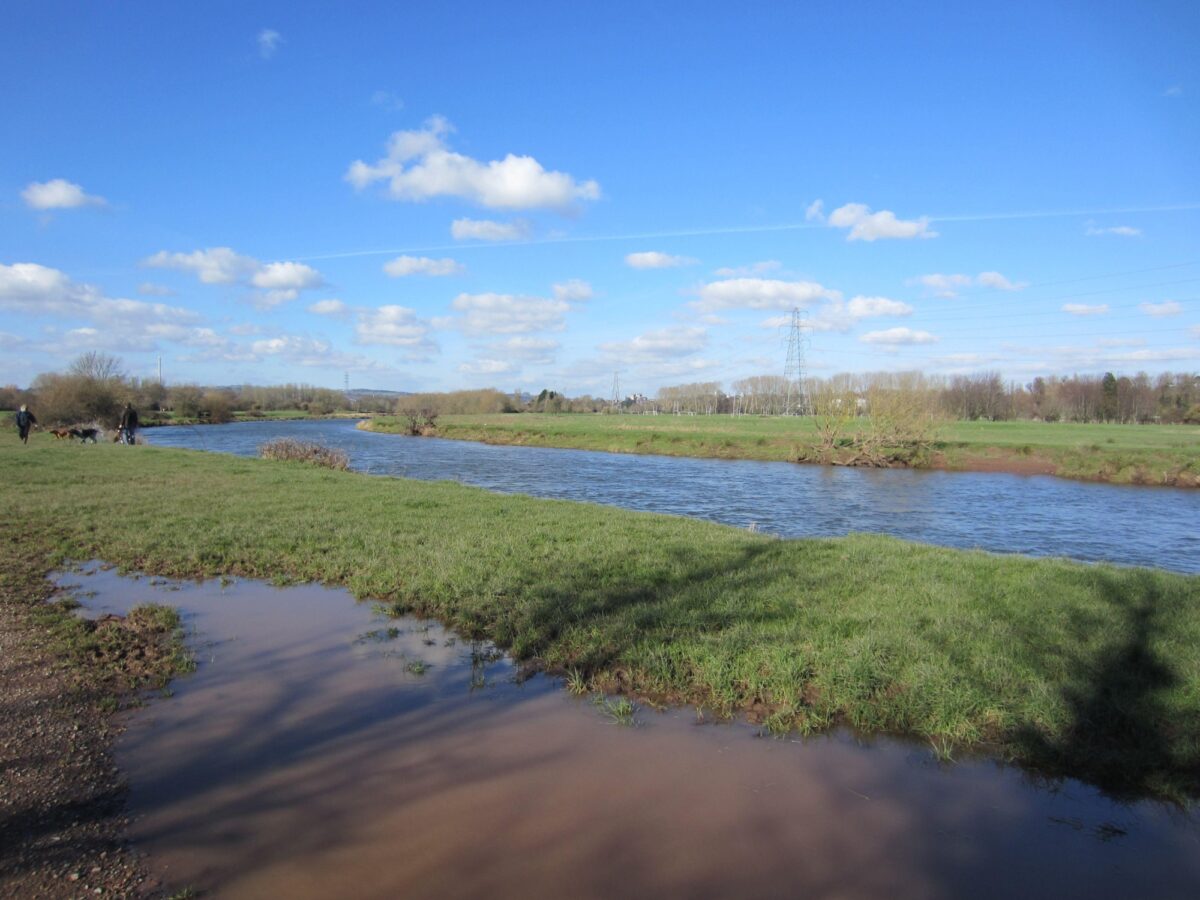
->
xmin=60 ymin=564 xmax=1200 ymax=899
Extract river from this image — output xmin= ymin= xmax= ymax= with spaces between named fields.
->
xmin=144 ymin=419 xmax=1200 ymax=573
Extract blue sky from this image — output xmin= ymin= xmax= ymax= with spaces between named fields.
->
xmin=2 ymin=1 xmax=1197 ymax=394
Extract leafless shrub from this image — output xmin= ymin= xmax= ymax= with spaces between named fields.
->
xmin=258 ymin=439 xmax=349 ymax=471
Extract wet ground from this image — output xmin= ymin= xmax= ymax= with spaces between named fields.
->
xmin=62 ymin=565 xmax=1200 ymax=899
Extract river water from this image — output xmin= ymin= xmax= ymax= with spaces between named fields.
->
xmin=63 ymin=566 xmax=1200 ymax=899
xmin=144 ymin=419 xmax=1200 ymax=573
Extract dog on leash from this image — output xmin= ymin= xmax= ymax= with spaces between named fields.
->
xmin=69 ymin=427 xmax=99 ymax=443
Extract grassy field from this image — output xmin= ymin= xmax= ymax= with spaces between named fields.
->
xmin=364 ymin=414 xmax=1200 ymax=486
xmin=3 ymin=432 xmax=1198 ymax=801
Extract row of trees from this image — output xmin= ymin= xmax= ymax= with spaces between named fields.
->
xmin=646 ymin=370 xmax=1199 ymax=424
xmin=5 ymin=353 xmax=1197 ymax=427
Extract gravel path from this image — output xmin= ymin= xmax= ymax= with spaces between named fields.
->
xmin=0 ymin=573 xmax=161 ymax=899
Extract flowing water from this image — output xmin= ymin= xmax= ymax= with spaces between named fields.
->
xmin=61 ymin=566 xmax=1200 ymax=899
xmin=145 ymin=419 xmax=1200 ymax=573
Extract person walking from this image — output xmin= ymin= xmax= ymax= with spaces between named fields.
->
xmin=118 ymin=402 xmax=139 ymax=445
xmin=15 ymin=404 xmax=36 ymax=444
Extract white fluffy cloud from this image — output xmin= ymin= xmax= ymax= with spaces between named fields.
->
xmin=599 ymin=326 xmax=708 ymax=362
xmin=308 ymin=299 xmax=348 ymax=316
xmin=142 ymin=247 xmax=260 ymax=285
xmin=450 ymin=218 xmax=531 ymax=241
xmin=446 ymin=293 xmax=570 ymax=335
xmin=383 ymin=255 xmax=464 ymax=277
xmin=251 ymin=261 xmax=323 ymax=291
xmin=625 ymin=251 xmax=697 ymax=269
xmin=816 ymin=202 xmax=936 ymax=241
xmin=860 ymin=327 xmax=938 ymax=345
xmin=354 ymin=305 xmax=435 ymax=356
xmin=785 ymin=295 xmax=913 ymax=333
xmin=143 ymin=247 xmax=325 ymax=306
xmin=346 ymin=116 xmax=600 ymax=211
xmin=21 ymin=178 xmax=106 ymax=210
xmin=250 ymin=333 xmax=387 ymax=371
xmin=695 ymin=278 xmax=840 ymax=312
xmin=1063 ymin=303 xmax=1109 ymax=316
xmin=552 ymin=279 xmax=592 ymax=303
xmin=911 ymin=271 xmax=1026 ymax=298
xmin=1139 ymin=301 xmax=1182 ymax=317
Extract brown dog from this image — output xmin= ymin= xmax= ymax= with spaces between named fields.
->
xmin=50 ymin=428 xmax=72 ymax=440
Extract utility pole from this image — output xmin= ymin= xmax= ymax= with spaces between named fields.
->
xmin=783 ymin=307 xmax=809 ymax=415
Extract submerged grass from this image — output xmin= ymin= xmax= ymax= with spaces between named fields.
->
xmin=3 ymin=435 xmax=1199 ymax=801
xmin=363 ymin=414 xmax=1200 ymax=486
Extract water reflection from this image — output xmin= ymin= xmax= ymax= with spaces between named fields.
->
xmin=144 ymin=419 xmax=1200 ymax=573
xmin=64 ymin=566 xmax=1200 ymax=899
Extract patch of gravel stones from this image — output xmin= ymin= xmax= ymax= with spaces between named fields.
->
xmin=0 ymin=589 xmax=164 ymax=898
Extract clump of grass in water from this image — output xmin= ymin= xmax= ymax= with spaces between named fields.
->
xmin=405 ymin=659 xmax=430 ymax=675
xmin=258 ymin=438 xmax=349 ymax=471
xmin=565 ymin=668 xmax=589 ymax=695
xmin=593 ymin=694 xmax=638 ymax=726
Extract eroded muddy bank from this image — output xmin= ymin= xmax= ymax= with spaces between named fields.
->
xmin=64 ymin=566 xmax=1200 ymax=899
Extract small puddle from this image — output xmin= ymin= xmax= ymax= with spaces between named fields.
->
xmin=59 ymin=566 xmax=1200 ymax=899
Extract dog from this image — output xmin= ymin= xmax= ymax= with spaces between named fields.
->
xmin=69 ymin=427 xmax=100 ymax=443
xmin=50 ymin=428 xmax=72 ymax=440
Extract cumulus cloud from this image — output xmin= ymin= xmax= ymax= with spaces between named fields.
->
xmin=21 ymin=178 xmax=106 ymax=210
xmin=714 ymin=260 xmax=781 ymax=278
xmin=459 ymin=358 xmax=517 ymax=376
xmin=625 ymin=251 xmax=697 ymax=269
xmin=450 ymin=218 xmax=531 ymax=241
xmin=142 ymin=247 xmax=260 ymax=285
xmin=251 ymin=333 xmax=387 ymax=371
xmin=354 ymin=305 xmax=435 ymax=357
xmin=383 ymin=255 xmax=464 ymax=277
xmin=1063 ymin=303 xmax=1109 ymax=316
xmin=143 ymin=247 xmax=325 ymax=306
xmin=552 ymin=279 xmax=592 ymax=303
xmin=694 ymin=278 xmax=840 ymax=313
xmin=308 ymin=299 xmax=348 ymax=316
xmin=599 ymin=326 xmax=708 ymax=362
xmin=860 ymin=327 xmax=937 ymax=346
xmin=826 ymin=203 xmax=936 ymax=241
xmin=911 ymin=271 xmax=1026 ymax=298
xmin=251 ymin=261 xmax=323 ymax=291
xmin=1085 ymin=222 xmax=1140 ymax=237
xmin=346 ymin=116 xmax=600 ymax=211
xmin=805 ymin=199 xmax=825 ymax=222
xmin=258 ymin=29 xmax=282 ymax=59
xmin=799 ymin=295 xmax=913 ymax=333
xmin=0 ymin=261 xmax=236 ymax=356
xmin=445 ymin=292 xmax=570 ymax=335
xmin=1140 ymin=300 xmax=1183 ymax=317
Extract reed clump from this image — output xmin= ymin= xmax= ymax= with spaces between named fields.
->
xmin=258 ymin=438 xmax=349 ymax=470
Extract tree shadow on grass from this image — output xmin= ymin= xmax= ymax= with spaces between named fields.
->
xmin=1010 ymin=570 xmax=1199 ymax=803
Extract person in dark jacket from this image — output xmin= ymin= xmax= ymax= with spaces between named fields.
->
xmin=15 ymin=405 xmax=36 ymax=444
xmin=118 ymin=403 xmax=139 ymax=445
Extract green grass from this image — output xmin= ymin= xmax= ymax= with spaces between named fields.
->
xmin=3 ymin=434 xmax=1199 ymax=801
xmin=363 ymin=414 xmax=1200 ymax=486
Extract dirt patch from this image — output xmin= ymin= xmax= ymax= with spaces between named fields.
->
xmin=948 ymin=453 xmax=1059 ymax=477
xmin=0 ymin=559 xmax=189 ymax=899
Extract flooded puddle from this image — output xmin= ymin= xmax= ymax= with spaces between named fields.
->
xmin=61 ymin=566 xmax=1200 ymax=899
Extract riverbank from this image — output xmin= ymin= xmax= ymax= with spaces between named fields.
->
xmin=361 ymin=414 xmax=1200 ymax=487
xmin=0 ymin=536 xmax=192 ymax=896
xmin=2 ymin=436 xmax=1198 ymax=804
